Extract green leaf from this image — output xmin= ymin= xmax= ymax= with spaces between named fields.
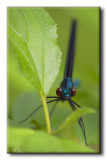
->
xmin=8 ymin=128 xmax=96 ymax=153
xmin=8 ymin=7 xmax=62 ymax=95
xmin=55 ymin=107 xmax=96 ymax=134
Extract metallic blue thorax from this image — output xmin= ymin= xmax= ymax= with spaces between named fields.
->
xmin=60 ymin=77 xmax=73 ymax=97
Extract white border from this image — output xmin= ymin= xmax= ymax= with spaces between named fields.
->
xmin=0 ymin=0 xmax=106 ymax=160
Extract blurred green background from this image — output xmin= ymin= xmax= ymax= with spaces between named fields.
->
xmin=8 ymin=7 xmax=100 ymax=152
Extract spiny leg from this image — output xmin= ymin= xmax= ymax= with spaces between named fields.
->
xmin=47 ymin=96 xmax=60 ymax=99
xmin=78 ymin=117 xmax=87 ymax=145
xmin=72 ymin=100 xmax=87 ymax=145
xmin=69 ymin=100 xmax=87 ymax=145
xmin=19 ymin=98 xmax=60 ymax=124
xmin=72 ymin=100 xmax=81 ymax=108
xmin=69 ymin=99 xmax=76 ymax=111
xmin=70 ymin=100 xmax=85 ymax=136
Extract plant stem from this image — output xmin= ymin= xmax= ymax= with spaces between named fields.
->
xmin=40 ymin=91 xmax=51 ymax=134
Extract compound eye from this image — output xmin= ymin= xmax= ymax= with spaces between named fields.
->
xmin=71 ymin=88 xmax=76 ymax=97
xmin=56 ymin=88 xmax=62 ymax=96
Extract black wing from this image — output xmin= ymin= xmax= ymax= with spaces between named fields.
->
xmin=64 ymin=20 xmax=77 ymax=78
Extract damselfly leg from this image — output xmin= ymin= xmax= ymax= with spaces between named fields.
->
xmin=69 ymin=99 xmax=87 ymax=145
xmin=19 ymin=98 xmax=60 ymax=124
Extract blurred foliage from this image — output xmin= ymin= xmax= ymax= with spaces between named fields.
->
xmin=8 ymin=128 xmax=95 ymax=153
xmin=7 ymin=7 xmax=100 ymax=153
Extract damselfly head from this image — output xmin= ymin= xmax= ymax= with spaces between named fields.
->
xmin=56 ymin=87 xmax=76 ymax=97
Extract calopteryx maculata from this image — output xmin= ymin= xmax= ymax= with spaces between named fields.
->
xmin=19 ymin=20 xmax=87 ymax=145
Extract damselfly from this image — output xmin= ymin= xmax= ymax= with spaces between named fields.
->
xmin=19 ymin=20 xmax=87 ymax=145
